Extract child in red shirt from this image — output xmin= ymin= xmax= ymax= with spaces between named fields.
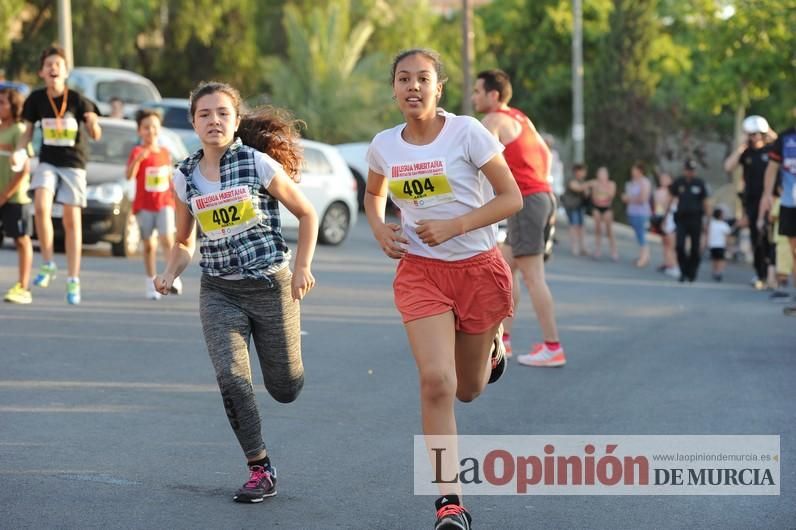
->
xmin=126 ymin=109 xmax=181 ymax=299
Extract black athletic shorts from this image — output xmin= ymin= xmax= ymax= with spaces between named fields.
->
xmin=0 ymin=202 xmax=33 ymax=239
xmin=779 ymin=206 xmax=796 ymax=238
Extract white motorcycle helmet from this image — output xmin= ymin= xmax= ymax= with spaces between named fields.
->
xmin=742 ymin=115 xmax=770 ymax=134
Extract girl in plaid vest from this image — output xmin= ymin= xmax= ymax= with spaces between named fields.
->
xmin=155 ymin=82 xmax=317 ymax=503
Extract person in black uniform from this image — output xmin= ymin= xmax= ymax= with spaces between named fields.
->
xmin=723 ymin=115 xmax=773 ymax=288
xmin=670 ymin=159 xmax=710 ymax=282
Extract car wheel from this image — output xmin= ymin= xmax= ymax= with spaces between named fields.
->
xmin=318 ymin=202 xmax=350 ymax=246
xmin=111 ymin=211 xmax=141 ymax=257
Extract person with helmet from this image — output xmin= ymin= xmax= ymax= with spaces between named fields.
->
xmin=724 ymin=115 xmax=774 ymax=289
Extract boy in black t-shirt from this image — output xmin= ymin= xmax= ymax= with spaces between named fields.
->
xmin=12 ymin=45 xmax=101 ymax=304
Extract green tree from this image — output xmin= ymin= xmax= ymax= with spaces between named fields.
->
xmin=263 ymin=0 xmax=390 ymax=143
xmin=658 ymin=0 xmax=796 ymax=136
xmin=151 ymin=0 xmax=261 ymax=98
xmin=477 ymin=0 xmax=613 ymax=135
xmin=4 ymin=0 xmax=263 ymax=99
xmin=4 ymin=0 xmax=59 ymax=82
xmin=0 ymin=0 xmax=27 ymax=59
xmin=585 ymin=0 xmax=662 ymax=211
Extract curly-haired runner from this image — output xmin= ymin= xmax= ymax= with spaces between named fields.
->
xmin=155 ymin=82 xmax=318 ymax=503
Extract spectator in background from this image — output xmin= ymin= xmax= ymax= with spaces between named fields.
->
xmin=588 ymin=166 xmax=618 ymax=261
xmin=653 ymin=172 xmax=679 ymax=277
xmin=671 ymin=159 xmax=710 ymax=283
xmin=561 ymin=163 xmax=589 ymax=256
xmin=708 ymin=207 xmax=732 ymax=281
xmin=622 ymin=161 xmax=652 ymax=267
xmin=109 ymin=97 xmax=124 ymax=119
xmin=724 ymin=115 xmax=773 ymax=289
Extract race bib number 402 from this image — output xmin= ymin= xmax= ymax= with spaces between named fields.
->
xmin=191 ymin=186 xmax=258 ymax=240
xmin=41 ymin=117 xmax=78 ymax=147
xmin=389 ymin=159 xmax=455 ymax=208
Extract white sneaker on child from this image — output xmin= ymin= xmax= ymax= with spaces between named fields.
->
xmin=146 ymin=277 xmax=161 ymax=300
xmin=170 ymin=276 xmax=183 ymax=295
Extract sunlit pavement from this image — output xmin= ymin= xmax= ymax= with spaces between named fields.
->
xmin=1 ymin=219 xmax=793 ymax=529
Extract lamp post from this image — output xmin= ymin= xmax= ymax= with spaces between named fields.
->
xmin=572 ymin=0 xmax=585 ymax=163
xmin=57 ymin=0 xmax=74 ymax=68
xmin=461 ymin=0 xmax=474 ymax=115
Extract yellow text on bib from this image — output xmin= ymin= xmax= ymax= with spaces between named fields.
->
xmin=41 ymin=118 xmax=78 ymax=147
xmin=144 ymin=166 xmax=171 ymax=193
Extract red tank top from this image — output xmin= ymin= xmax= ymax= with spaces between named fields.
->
xmin=128 ymin=145 xmax=175 ymax=213
xmin=495 ymin=108 xmax=551 ymax=196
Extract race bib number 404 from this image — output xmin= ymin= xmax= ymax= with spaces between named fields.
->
xmin=191 ymin=186 xmax=258 ymax=240
xmin=389 ymin=159 xmax=455 ymax=208
xmin=41 ymin=118 xmax=78 ymax=147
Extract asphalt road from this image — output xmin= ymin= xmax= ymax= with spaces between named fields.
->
xmin=0 ymin=218 xmax=794 ymax=529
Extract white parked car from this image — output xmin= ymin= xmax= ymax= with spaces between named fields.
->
xmin=68 ymin=67 xmax=161 ymax=118
xmin=335 ymin=141 xmax=369 ymax=210
xmin=281 ymin=140 xmax=358 ymax=245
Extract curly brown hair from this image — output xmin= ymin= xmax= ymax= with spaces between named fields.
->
xmin=237 ymin=106 xmax=304 ymax=182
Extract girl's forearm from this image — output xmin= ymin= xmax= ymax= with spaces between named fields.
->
xmin=293 ymin=212 xmax=318 ymax=269
xmin=364 ymin=191 xmax=388 ymax=230
xmin=458 ymin=189 xmax=522 ymax=235
xmin=164 ymin=241 xmax=194 ymax=279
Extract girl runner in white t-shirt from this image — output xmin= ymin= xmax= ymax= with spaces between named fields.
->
xmin=365 ymin=49 xmax=522 ymax=530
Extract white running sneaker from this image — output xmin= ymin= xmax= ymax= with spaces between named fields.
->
xmin=517 ymin=343 xmax=567 ymax=368
xmin=170 ymin=276 xmax=183 ymax=295
xmin=146 ymin=277 xmax=161 ymax=300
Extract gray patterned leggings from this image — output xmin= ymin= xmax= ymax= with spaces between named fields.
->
xmin=199 ymin=268 xmax=304 ymax=458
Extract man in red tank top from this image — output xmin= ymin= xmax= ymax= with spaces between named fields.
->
xmin=472 ymin=69 xmax=566 ymax=367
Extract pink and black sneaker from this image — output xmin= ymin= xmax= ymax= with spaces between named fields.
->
xmin=233 ymin=464 xmax=277 ymax=503
xmin=434 ymin=495 xmax=472 ymax=530
xmin=488 ymin=328 xmax=508 ymax=384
